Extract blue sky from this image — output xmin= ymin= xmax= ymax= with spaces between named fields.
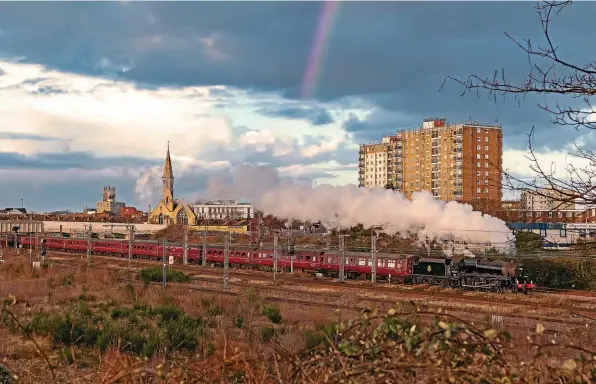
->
xmin=0 ymin=1 xmax=594 ymax=212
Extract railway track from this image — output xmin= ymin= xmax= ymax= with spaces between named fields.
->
xmin=46 ymin=252 xmax=596 ymax=323
xmin=47 ymin=260 xmax=593 ymax=337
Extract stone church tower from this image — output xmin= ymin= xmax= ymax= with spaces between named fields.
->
xmin=162 ymin=142 xmax=175 ymax=211
xmin=147 ymin=142 xmax=197 ymax=226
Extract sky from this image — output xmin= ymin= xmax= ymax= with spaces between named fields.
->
xmin=0 ymin=1 xmax=595 ymax=212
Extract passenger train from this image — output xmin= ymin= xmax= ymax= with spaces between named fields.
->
xmin=16 ymin=235 xmax=534 ymax=293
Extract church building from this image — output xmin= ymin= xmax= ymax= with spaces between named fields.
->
xmin=147 ymin=144 xmax=197 ymax=225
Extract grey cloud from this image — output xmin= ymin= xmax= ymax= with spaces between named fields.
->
xmin=0 ymin=151 xmax=157 ymax=170
xmin=257 ymin=104 xmax=334 ymax=126
xmin=0 ymin=132 xmax=59 ymax=141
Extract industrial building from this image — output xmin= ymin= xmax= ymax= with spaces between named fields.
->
xmin=359 ymin=118 xmax=503 ymax=210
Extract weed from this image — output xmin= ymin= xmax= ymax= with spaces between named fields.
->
xmin=139 ymin=268 xmax=190 ymax=284
xmin=261 ymin=327 xmax=275 ymax=342
xmin=0 ymin=364 xmax=11 ymax=384
xmin=262 ymin=304 xmax=282 ymax=324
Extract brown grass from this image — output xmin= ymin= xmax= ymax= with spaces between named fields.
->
xmin=0 ymin=254 xmax=594 ymax=383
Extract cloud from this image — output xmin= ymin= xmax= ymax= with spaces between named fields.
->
xmin=257 ymin=104 xmax=334 ymax=126
xmin=0 ymin=2 xmax=594 ymax=213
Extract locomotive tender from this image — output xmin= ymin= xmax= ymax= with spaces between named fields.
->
xmin=16 ymin=235 xmax=533 ymax=293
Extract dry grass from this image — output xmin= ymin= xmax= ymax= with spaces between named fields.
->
xmin=0 ymin=254 xmax=594 ymax=383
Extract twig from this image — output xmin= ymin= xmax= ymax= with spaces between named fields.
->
xmin=0 ymin=306 xmax=57 ymax=382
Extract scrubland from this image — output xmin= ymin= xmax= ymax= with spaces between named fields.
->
xmin=0 ymin=253 xmax=594 ymax=383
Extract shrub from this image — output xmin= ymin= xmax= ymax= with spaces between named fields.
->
xmin=139 ymin=267 xmax=190 ymax=284
xmin=0 ymin=364 xmax=12 ymax=384
xmin=233 ymin=316 xmax=244 ymax=328
xmin=261 ymin=327 xmax=275 ymax=342
xmin=262 ymin=305 xmax=282 ymax=324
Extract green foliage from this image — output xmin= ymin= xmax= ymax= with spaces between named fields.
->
xmin=261 ymin=327 xmax=275 ymax=342
xmin=515 ymin=231 xmax=544 ymax=251
xmin=520 ymin=257 xmax=596 ymax=289
xmin=262 ymin=305 xmax=282 ymax=324
xmin=138 ymin=267 xmax=190 ymax=284
xmin=201 ymin=297 xmax=223 ymax=317
xmin=17 ymin=301 xmax=206 ymax=357
xmin=0 ymin=364 xmax=12 ymax=384
xmin=233 ymin=316 xmax=244 ymax=328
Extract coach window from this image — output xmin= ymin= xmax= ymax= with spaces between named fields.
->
xmin=306 ymin=256 xmax=311 ymax=261
xmin=540 ymin=228 xmax=547 ymax=237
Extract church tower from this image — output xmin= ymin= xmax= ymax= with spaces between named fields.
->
xmin=162 ymin=142 xmax=175 ymax=211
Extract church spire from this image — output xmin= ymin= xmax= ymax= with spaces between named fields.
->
xmin=162 ymin=141 xmax=174 ymax=180
xmin=161 ymin=142 xmax=175 ymax=211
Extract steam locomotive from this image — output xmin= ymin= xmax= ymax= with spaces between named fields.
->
xmin=15 ymin=235 xmax=534 ymax=293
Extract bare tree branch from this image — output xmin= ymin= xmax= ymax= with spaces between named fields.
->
xmin=446 ymin=1 xmax=596 ymax=210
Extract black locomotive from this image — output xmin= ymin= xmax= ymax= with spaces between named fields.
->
xmin=412 ymin=257 xmax=533 ymax=293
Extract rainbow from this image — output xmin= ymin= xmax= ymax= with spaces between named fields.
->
xmin=302 ymin=1 xmax=341 ymax=99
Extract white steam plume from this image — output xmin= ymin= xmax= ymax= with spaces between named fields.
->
xmin=136 ymin=163 xmax=512 ymax=245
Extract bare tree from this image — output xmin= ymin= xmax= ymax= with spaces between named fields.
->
xmin=445 ymin=0 xmax=596 ymax=207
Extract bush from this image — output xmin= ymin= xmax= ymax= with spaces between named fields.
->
xmin=262 ymin=305 xmax=282 ymax=324
xmin=18 ymin=301 xmax=206 ymax=357
xmin=519 ymin=257 xmax=596 ymax=289
xmin=261 ymin=327 xmax=275 ymax=342
xmin=139 ymin=267 xmax=190 ymax=284
xmin=0 ymin=364 xmax=12 ymax=384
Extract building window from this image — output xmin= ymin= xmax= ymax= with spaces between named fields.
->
xmin=476 ymin=154 xmax=480 ymax=159
xmin=484 ymin=188 xmax=488 ymax=193
xmin=485 ymin=162 xmax=489 ymax=168
xmin=484 ymin=180 xmax=488 ymax=185
xmin=476 ymin=145 xmax=480 ymax=150
xmin=477 ymin=162 xmax=481 ymax=167
xmin=548 ymin=211 xmax=553 ymax=218
xmin=477 ymin=180 xmax=480 ymax=184
xmin=485 ymin=171 xmax=489 ymax=177
xmin=477 ymin=137 xmax=480 ymax=142
xmin=477 ymin=128 xmax=481 ymax=133
xmin=476 ymin=171 xmax=480 ymax=177
xmin=558 ymin=211 xmax=563 ymax=218
xmin=485 ymin=137 xmax=489 ymax=142
xmin=485 ymin=129 xmax=489 ymax=133
xmin=485 ymin=146 xmax=489 ymax=151
xmin=484 ymin=154 xmax=489 ymax=159
xmin=476 ymin=188 xmax=481 ymax=193
xmin=560 ymin=228 xmax=567 ymax=237
xmin=177 ymin=210 xmax=189 ymax=225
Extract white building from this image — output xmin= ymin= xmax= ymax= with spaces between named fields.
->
xmin=359 ymin=142 xmax=389 ymax=188
xmin=192 ymin=200 xmax=254 ymax=220
xmin=520 ymin=188 xmax=576 ymax=211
